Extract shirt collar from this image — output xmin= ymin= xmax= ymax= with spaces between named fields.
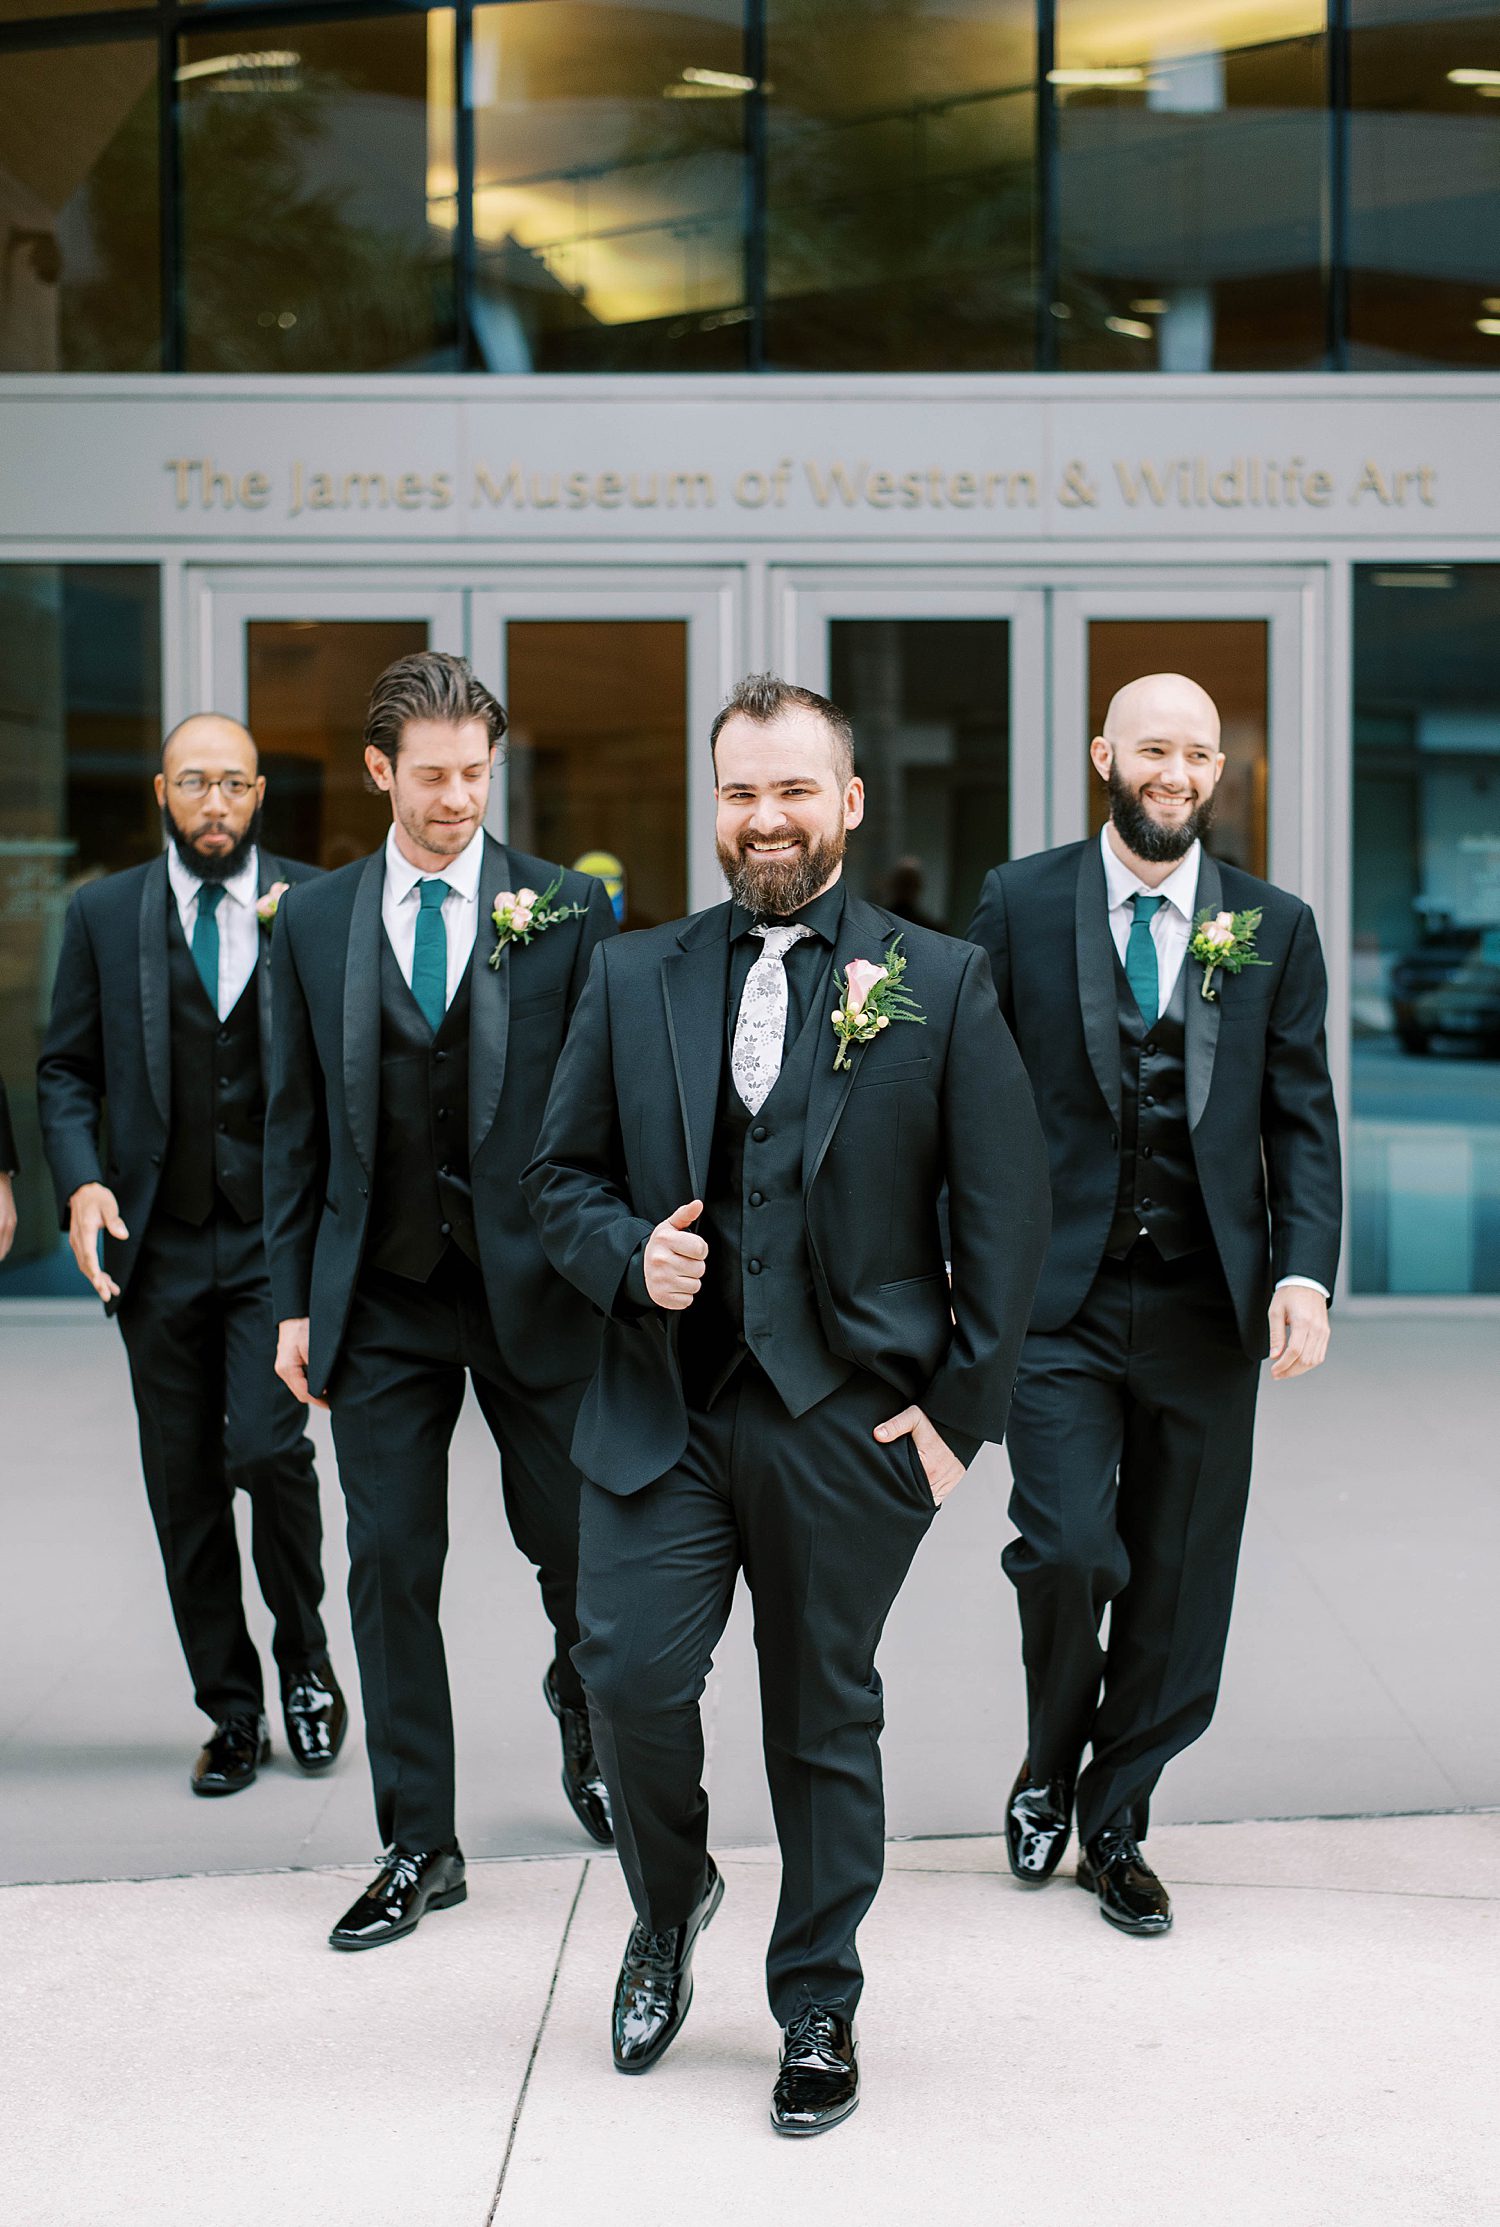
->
xmin=384 ymin=821 xmax=486 ymax=906
xmin=1099 ymin=824 xmax=1201 ymax=924
xmin=167 ymin=842 xmax=260 ymax=912
xmin=731 ymin=876 xmax=846 ymax=948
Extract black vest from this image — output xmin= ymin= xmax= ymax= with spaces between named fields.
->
xmin=1106 ymin=947 xmax=1211 ymax=1260
xmin=364 ymin=934 xmax=480 ymax=1282
xmin=158 ymin=897 xmax=265 ymax=1227
xmin=680 ymin=971 xmax=852 ymax=1420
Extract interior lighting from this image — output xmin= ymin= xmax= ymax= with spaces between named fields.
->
xmin=1447 ymin=66 xmax=1500 ymax=84
xmin=1476 ymin=318 xmax=1500 ymax=336
xmin=1047 ymin=67 xmax=1147 ymax=87
xmin=176 ymin=50 xmax=300 ymax=84
xmin=1129 ymin=298 xmax=1168 ymax=314
xmin=1105 ymin=315 xmax=1154 ymax=339
xmin=1482 ymin=299 xmax=1500 ymax=313
xmin=1370 ymin=570 xmax=1453 ymax=588
xmin=664 ymin=65 xmax=757 ymax=97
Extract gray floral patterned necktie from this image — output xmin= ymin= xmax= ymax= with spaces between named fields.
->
xmin=731 ymin=922 xmax=814 ymax=1114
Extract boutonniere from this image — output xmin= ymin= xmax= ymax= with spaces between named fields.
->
xmin=489 ymin=873 xmax=585 ymax=969
xmin=256 ymin=881 xmax=290 ymax=931
xmin=1189 ymin=906 xmax=1271 ymax=1001
xmin=831 ymin=936 xmax=927 ymax=1070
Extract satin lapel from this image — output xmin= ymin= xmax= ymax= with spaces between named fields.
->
xmin=1074 ymin=842 xmax=1122 ymax=1126
xmin=660 ymin=909 xmax=730 ymax=1201
xmin=341 ymin=851 xmax=385 ymax=1179
xmin=802 ymin=897 xmax=897 ymax=1192
xmin=254 ymin=851 xmax=277 ymax=1089
xmin=1185 ymin=848 xmax=1222 ymax=1131
xmin=138 ymin=856 xmax=172 ymax=1130
xmin=468 ymin=834 xmax=511 ymax=1160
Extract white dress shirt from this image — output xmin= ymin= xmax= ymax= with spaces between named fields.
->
xmin=1097 ymin=826 xmax=1327 ymax=1301
xmin=380 ymin=822 xmax=485 ymax=1011
xmin=167 ymin=844 xmax=262 ymax=1021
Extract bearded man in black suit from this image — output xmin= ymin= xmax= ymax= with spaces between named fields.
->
xmin=525 ymin=674 xmax=1050 ymax=2135
xmin=37 ymin=715 xmax=346 ymax=1798
xmin=969 ymin=673 xmax=1341 ymax=1936
xmin=264 ymin=650 xmax=618 ymax=1951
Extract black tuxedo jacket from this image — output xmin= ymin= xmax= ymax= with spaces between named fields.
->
xmin=523 ymin=892 xmax=1052 ymax=1495
xmin=264 ymin=832 xmax=617 ymax=1399
xmin=968 ymin=839 xmax=1342 ymax=1358
xmin=36 ymin=849 xmax=316 ymax=1310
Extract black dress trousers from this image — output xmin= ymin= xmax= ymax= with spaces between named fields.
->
xmin=1003 ymin=1241 xmax=1261 ymax=1845
xmin=575 ymin=1362 xmax=937 ymax=2027
xmin=328 ymin=1248 xmax=589 ymax=1854
xmin=115 ymin=1208 xmax=328 ymax=1722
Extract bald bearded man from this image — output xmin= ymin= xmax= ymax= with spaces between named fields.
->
xmin=38 ymin=715 xmax=346 ymax=1799
xmin=969 ymin=674 xmax=1341 ymax=1933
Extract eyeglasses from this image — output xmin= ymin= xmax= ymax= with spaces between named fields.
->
xmin=169 ymin=774 xmax=257 ymax=800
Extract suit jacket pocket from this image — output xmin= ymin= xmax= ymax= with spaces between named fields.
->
xmin=855 ymin=1055 xmax=932 ymax=1089
xmin=513 ymin=989 xmax=566 ymax=1017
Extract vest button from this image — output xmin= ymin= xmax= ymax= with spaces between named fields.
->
xmin=749 ymin=1191 xmax=764 ymax=1207
xmin=750 ymin=1124 xmax=767 ymax=1143
xmin=748 ymin=1259 xmax=763 ymax=1275
xmin=151 ymin=1152 xmax=162 ymax=1166
xmin=218 ymin=1075 xmax=230 ymax=1087
xmin=218 ymin=1029 xmax=231 ymax=1045
xmin=1141 ymin=1144 xmax=1153 ymax=1159
xmin=436 ymin=1106 xmax=448 ymax=1120
xmin=440 ymin=1221 xmax=452 ymax=1235
xmin=1143 ymin=1094 xmax=1154 ymax=1106
xmin=435 ymin=1050 xmax=448 ymax=1063
xmin=440 ymin=1164 xmax=452 ymax=1178
xmin=216 ymin=1120 xmax=227 ymax=1133
xmin=1140 ymin=1196 xmax=1153 ymax=1210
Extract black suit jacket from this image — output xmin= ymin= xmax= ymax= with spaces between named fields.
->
xmin=0 ymin=1073 xmax=16 ymax=1174
xmin=263 ymin=833 xmax=617 ymax=1399
xmin=36 ymin=850 xmax=316 ymax=1310
xmin=523 ymin=892 xmax=1052 ymax=1496
xmin=968 ymin=839 xmax=1342 ymax=1359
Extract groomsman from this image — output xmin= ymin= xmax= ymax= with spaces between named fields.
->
xmin=37 ymin=716 xmax=345 ymax=1796
xmin=525 ymin=675 xmax=1049 ymax=2134
xmin=264 ymin=650 xmax=618 ymax=1951
xmin=0 ymin=1072 xmax=17 ymax=1260
xmin=969 ymin=672 xmax=1341 ymax=1935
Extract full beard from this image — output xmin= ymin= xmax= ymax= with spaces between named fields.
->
xmin=718 ymin=825 xmax=845 ymax=916
xmin=1107 ymin=770 xmax=1215 ymax=864
xmin=163 ymin=802 xmax=263 ymax=884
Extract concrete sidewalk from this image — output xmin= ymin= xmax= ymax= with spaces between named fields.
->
xmin=6 ymin=1813 xmax=1498 ymax=2227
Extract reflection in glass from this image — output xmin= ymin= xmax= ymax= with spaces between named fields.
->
xmin=765 ymin=0 xmax=1034 ymax=368
xmin=0 ymin=566 xmax=161 ymax=1292
xmin=1086 ymin=619 xmax=1268 ymax=879
xmin=470 ymin=1 xmax=747 ymax=372
xmin=0 ymin=43 xmax=158 ymax=372
xmin=1348 ymin=1 xmax=1500 ymax=368
xmin=830 ymin=619 xmax=1009 ymax=933
xmin=1351 ymin=566 xmax=1500 ymax=1293
xmin=247 ymin=619 xmax=431 ymax=870
xmin=505 ymin=622 xmax=687 ymax=930
xmin=179 ymin=16 xmax=456 ymax=372
xmin=1053 ymin=0 xmax=1326 ymax=370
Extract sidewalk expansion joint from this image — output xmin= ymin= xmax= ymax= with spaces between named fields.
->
xmin=485 ymin=1856 xmax=590 ymax=2223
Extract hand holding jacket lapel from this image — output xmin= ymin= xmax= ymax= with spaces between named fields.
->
xmin=138 ymin=855 xmax=171 ymax=1130
xmin=469 ymin=834 xmax=512 ymax=1160
xmin=1185 ymin=848 xmax=1223 ymax=1130
xmin=802 ymin=898 xmax=899 ymax=1193
xmin=1074 ymin=841 xmax=1123 ymax=1127
xmin=342 ymin=850 xmax=384 ymax=1178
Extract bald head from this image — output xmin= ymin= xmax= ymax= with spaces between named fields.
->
xmin=156 ymin=712 xmax=265 ymax=881
xmin=1092 ymin=671 xmax=1225 ymax=873
xmin=162 ymin=711 xmax=257 ymax=770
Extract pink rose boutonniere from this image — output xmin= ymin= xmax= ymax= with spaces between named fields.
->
xmin=1188 ymin=905 xmax=1270 ymax=1001
xmin=256 ymin=881 xmax=290 ymax=931
xmin=830 ymin=936 xmax=926 ymax=1069
xmin=489 ymin=871 xmax=586 ymax=968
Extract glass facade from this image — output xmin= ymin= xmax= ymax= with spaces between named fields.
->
xmin=4 ymin=0 xmax=1499 ymax=373
xmin=1351 ymin=565 xmax=1500 ymax=1295
xmin=0 ymin=566 xmax=162 ymax=1294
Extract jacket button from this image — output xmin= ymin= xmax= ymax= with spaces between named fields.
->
xmin=440 ymin=1164 xmax=452 ymax=1178
xmin=751 ymin=1124 xmax=767 ymax=1143
xmin=1143 ymin=1095 xmax=1154 ymax=1107
xmin=748 ymin=1259 xmax=763 ymax=1275
xmin=749 ymin=1191 xmax=764 ymax=1207
xmin=360 ymin=1185 xmax=369 ymax=1198
xmin=151 ymin=1151 xmax=162 ymax=1166
xmin=216 ymin=1120 xmax=227 ymax=1133
xmin=436 ymin=1106 xmax=448 ymax=1120
xmin=1140 ymin=1196 xmax=1153 ymax=1210
xmin=435 ymin=1050 xmax=448 ymax=1063
xmin=218 ymin=1075 xmax=230 ymax=1087
xmin=440 ymin=1221 xmax=451 ymax=1236
xmin=1141 ymin=1145 xmax=1153 ymax=1159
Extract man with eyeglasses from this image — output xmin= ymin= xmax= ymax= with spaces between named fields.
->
xmin=38 ymin=713 xmax=347 ymax=1801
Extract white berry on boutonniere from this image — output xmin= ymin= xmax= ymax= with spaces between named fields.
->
xmin=489 ymin=872 xmax=586 ymax=969
xmin=256 ymin=881 xmax=290 ymax=931
xmin=1189 ymin=906 xmax=1271 ymax=1002
xmin=831 ymin=936 xmax=926 ymax=1069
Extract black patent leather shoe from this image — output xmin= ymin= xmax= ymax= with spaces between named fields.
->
xmin=281 ymin=1659 xmax=348 ymax=1775
xmin=771 ymin=2008 xmax=860 ymax=2137
xmin=328 ymin=1847 xmax=467 ymax=1951
xmin=544 ymin=1665 xmax=613 ymax=1847
xmin=611 ymin=1859 xmax=724 ymax=2073
xmin=190 ymin=1713 xmax=270 ymax=1797
xmin=1005 ymin=1757 xmax=1074 ymax=1884
xmin=1076 ymin=1829 xmax=1173 ymax=1935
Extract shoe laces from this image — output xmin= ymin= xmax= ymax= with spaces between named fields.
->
xmin=377 ymin=1849 xmax=423 ymax=1891
xmin=783 ymin=2006 xmax=846 ymax=2066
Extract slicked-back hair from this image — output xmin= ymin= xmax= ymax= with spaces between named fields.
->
xmin=363 ymin=651 xmax=508 ymax=781
xmin=709 ymin=672 xmax=856 ymax=789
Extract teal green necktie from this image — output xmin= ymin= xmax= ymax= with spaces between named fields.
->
xmin=411 ymin=878 xmax=450 ymax=1032
xmin=191 ymin=882 xmax=224 ymax=1007
xmin=1125 ymin=892 xmax=1165 ymax=1025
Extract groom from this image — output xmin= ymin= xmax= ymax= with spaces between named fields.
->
xmin=525 ymin=674 xmax=1049 ymax=2133
xmin=969 ymin=672 xmax=1341 ymax=1935
xmin=264 ymin=650 xmax=618 ymax=1949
